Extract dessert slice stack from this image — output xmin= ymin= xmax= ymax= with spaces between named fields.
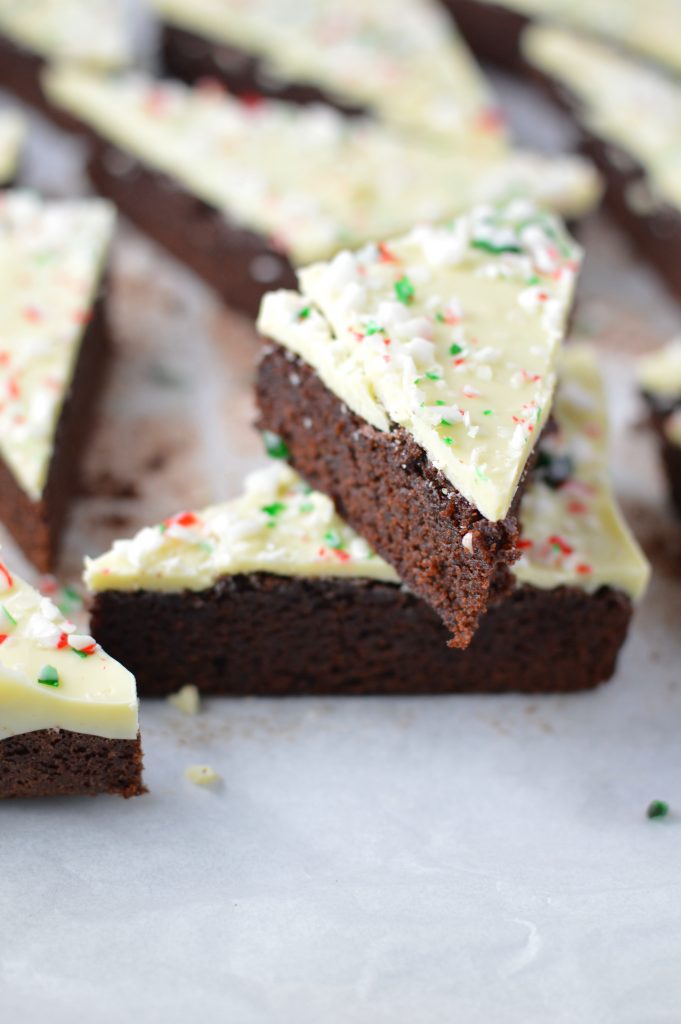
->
xmin=83 ymin=346 xmax=648 ymax=694
xmin=257 ymin=201 xmax=582 ymax=646
xmin=0 ymin=191 xmax=116 ymax=570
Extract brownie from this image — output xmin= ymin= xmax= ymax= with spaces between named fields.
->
xmin=89 ymin=571 xmax=632 ymax=697
xmin=0 ymin=287 xmax=111 ymax=572
xmin=0 ymin=33 xmax=89 ymax=134
xmin=161 ymin=22 xmax=366 ymax=117
xmin=255 ymin=342 xmax=535 ymax=649
xmin=0 ymin=729 xmax=145 ymax=799
xmin=526 ymin=71 xmax=681 ymax=304
xmin=87 ymin=142 xmax=297 ymax=318
xmin=440 ymin=0 xmax=528 ymax=68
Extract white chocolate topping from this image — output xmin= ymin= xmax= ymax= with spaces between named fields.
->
xmin=84 ymin=462 xmax=399 ymax=593
xmin=514 ymin=345 xmax=649 ymax=600
xmin=0 ymin=561 xmax=138 ymax=741
xmin=0 ymin=191 xmax=115 ymax=500
xmin=43 ymin=67 xmax=601 ymax=266
xmin=639 ymin=339 xmax=681 ymax=399
xmin=84 ymin=348 xmax=649 ymax=602
xmin=151 ymin=0 xmax=504 ymax=147
xmin=0 ymin=110 xmax=23 ymax=185
xmin=258 ymin=202 xmax=581 ymax=521
xmin=477 ymin=0 xmax=681 ymax=78
xmin=523 ymin=26 xmax=681 ymax=211
xmin=0 ymin=0 xmax=130 ymax=68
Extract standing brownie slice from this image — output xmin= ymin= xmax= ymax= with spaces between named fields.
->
xmin=257 ymin=202 xmax=582 ymax=646
xmin=639 ymin=340 xmax=681 ymax=517
xmin=43 ymin=66 xmax=600 ymax=318
xmin=84 ymin=346 xmax=649 ymax=696
xmin=153 ymin=0 xmax=506 ymax=149
xmin=0 ymin=0 xmax=129 ymax=122
xmin=442 ymin=0 xmax=681 ymax=76
xmin=0 ymin=555 xmax=143 ymax=799
xmin=0 ymin=110 xmax=24 ymax=186
xmin=521 ymin=25 xmax=681 ymax=302
xmin=0 ymin=191 xmax=116 ymax=571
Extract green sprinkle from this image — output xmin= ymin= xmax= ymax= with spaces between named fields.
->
xmin=72 ymin=650 xmax=88 ymax=660
xmin=324 ymin=529 xmax=345 ymax=550
xmin=526 ymin=274 xmax=541 ymax=286
xmin=483 ymin=409 xmax=493 ymax=416
xmin=296 ymin=306 xmax=311 ymax=321
xmin=262 ymin=502 xmax=286 ymax=518
xmin=449 ymin=343 xmax=463 ymax=356
xmin=263 ymin=431 xmax=290 ymax=460
xmin=394 ymin=275 xmax=415 ymax=305
xmin=299 ymin=501 xmax=315 ymax=514
xmin=647 ymin=800 xmax=669 ymax=820
xmin=364 ymin=320 xmax=384 ymax=336
xmin=38 ymin=664 xmax=60 ymax=687
xmin=414 ymin=376 xmax=424 ymax=386
xmin=439 ymin=418 xmax=453 ymax=427
xmin=2 ymin=605 xmax=16 ymax=626
xmin=425 ymin=371 xmax=441 ymax=381
xmin=434 ymin=312 xmax=445 ymax=323
xmin=435 ymin=400 xmax=446 ymax=406
xmin=442 ymin=437 xmax=454 ymax=446
xmin=471 ymin=239 xmax=522 ymax=255
xmin=475 ymin=466 xmax=490 ymax=482
xmin=158 ymin=523 xmax=168 ymax=533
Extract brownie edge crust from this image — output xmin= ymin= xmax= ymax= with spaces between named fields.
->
xmin=89 ymin=573 xmax=633 ymax=697
xmin=256 ymin=342 xmax=531 ymax=648
xmin=0 ymin=729 xmax=145 ymax=799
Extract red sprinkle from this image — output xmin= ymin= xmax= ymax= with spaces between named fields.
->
xmin=576 ymin=563 xmax=592 ymax=575
xmin=517 ymin=538 xmax=533 ymax=550
xmin=567 ymin=500 xmax=588 ymax=515
xmin=0 ymin=562 xmax=13 ymax=589
xmin=240 ymin=91 xmax=264 ymax=109
xmin=549 ymin=535 xmax=573 ymax=556
xmin=378 ymin=242 xmax=399 ymax=264
xmin=57 ymin=632 xmax=69 ymax=650
xmin=0 ymin=634 xmax=7 ymax=645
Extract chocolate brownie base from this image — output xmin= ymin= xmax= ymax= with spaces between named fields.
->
xmin=161 ymin=23 xmax=366 ymax=116
xmin=440 ymin=0 xmax=527 ymax=68
xmin=0 ymin=33 xmax=88 ymax=133
xmin=87 ymin=142 xmax=297 ymax=317
xmin=529 ymin=67 xmax=681 ymax=303
xmin=0 ymin=286 xmax=110 ymax=572
xmin=0 ymin=728 xmax=144 ymax=799
xmin=90 ymin=573 xmax=632 ymax=696
xmin=255 ymin=343 xmax=537 ymax=649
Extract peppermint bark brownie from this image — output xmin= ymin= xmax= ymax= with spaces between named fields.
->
xmin=0 ymin=111 xmax=24 ymax=186
xmin=0 ymin=192 xmax=116 ymax=571
xmin=0 ymin=556 xmax=143 ymax=799
xmin=44 ymin=67 xmax=600 ymax=317
xmin=443 ymin=0 xmax=681 ymax=74
xmin=522 ymin=26 xmax=681 ymax=302
xmin=85 ymin=347 xmax=649 ymax=696
xmin=0 ymin=0 xmax=129 ymax=123
xmin=640 ymin=341 xmax=681 ymax=517
xmin=257 ymin=202 xmax=582 ymax=646
xmin=153 ymin=0 xmax=506 ymax=149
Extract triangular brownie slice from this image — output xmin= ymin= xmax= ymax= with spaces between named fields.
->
xmin=0 ymin=191 xmax=116 ymax=571
xmin=84 ymin=346 xmax=648 ymax=696
xmin=257 ymin=201 xmax=582 ymax=646
xmin=0 ymin=0 xmax=129 ymax=120
xmin=0 ymin=553 xmax=143 ymax=799
xmin=44 ymin=66 xmax=599 ymax=317
xmin=153 ymin=0 xmax=506 ymax=148
xmin=0 ymin=110 xmax=23 ymax=186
